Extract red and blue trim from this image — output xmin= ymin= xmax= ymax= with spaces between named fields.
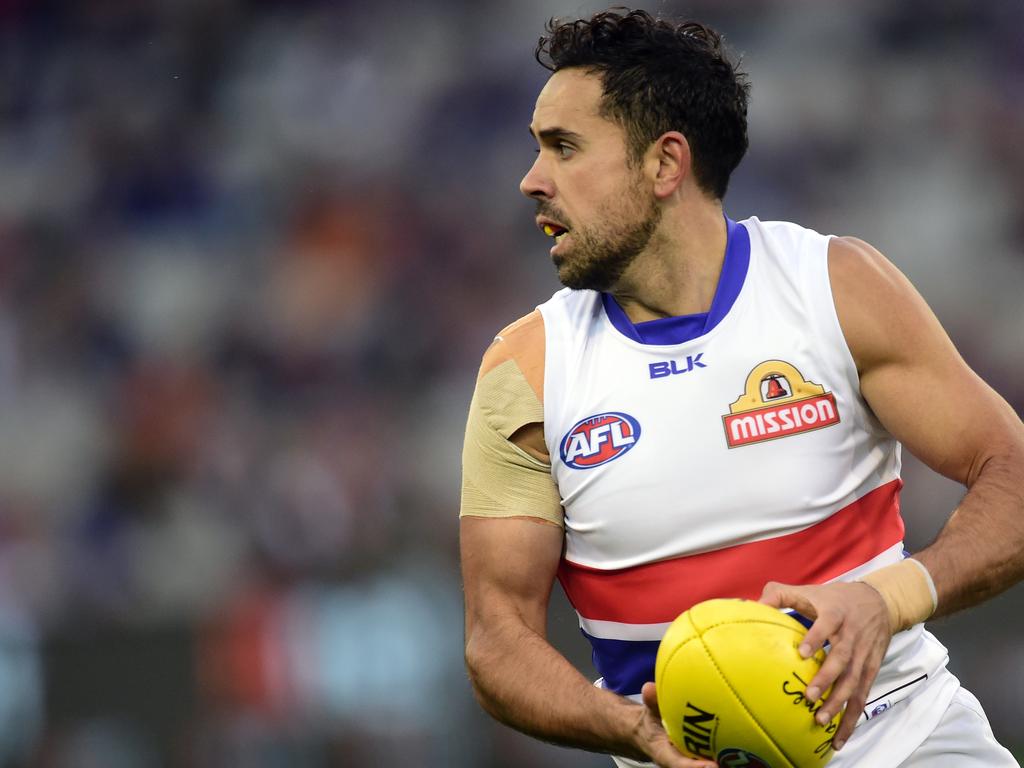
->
xmin=559 ymin=480 xmax=905 ymax=695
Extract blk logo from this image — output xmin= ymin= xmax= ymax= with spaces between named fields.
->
xmin=649 ymin=353 xmax=706 ymax=379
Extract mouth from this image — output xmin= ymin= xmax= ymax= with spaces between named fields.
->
xmin=538 ymin=218 xmax=570 ymax=247
xmin=544 ymin=223 xmax=569 ymax=246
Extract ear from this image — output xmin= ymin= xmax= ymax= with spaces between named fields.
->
xmin=647 ymin=131 xmax=691 ymax=199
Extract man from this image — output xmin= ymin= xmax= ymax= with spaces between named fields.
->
xmin=460 ymin=9 xmax=1023 ymax=767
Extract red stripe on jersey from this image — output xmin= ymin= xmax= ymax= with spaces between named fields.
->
xmin=558 ymin=479 xmax=904 ymax=624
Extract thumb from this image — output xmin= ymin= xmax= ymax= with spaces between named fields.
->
xmin=641 ymin=681 xmax=661 ymax=717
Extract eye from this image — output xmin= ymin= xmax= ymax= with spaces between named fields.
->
xmin=557 ymin=143 xmax=576 ymax=159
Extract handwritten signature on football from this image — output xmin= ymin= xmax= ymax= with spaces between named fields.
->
xmin=781 ymin=671 xmax=839 ymax=758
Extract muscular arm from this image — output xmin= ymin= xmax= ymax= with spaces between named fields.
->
xmin=761 ymin=236 xmax=1024 ymax=748
xmin=832 ymin=236 xmax=1024 ymax=611
xmin=460 ymin=343 xmax=714 ymax=766
xmin=462 ymin=513 xmax=655 ymax=758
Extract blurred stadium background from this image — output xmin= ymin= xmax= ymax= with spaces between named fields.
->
xmin=0 ymin=0 xmax=1020 ymax=765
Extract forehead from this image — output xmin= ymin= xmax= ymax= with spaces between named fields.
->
xmin=530 ymin=68 xmax=610 ymax=134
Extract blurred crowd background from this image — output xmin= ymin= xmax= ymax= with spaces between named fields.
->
xmin=0 ymin=0 xmax=1021 ymax=765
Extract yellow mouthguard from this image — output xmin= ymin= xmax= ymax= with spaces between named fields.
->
xmin=543 ymin=224 xmax=555 ymax=237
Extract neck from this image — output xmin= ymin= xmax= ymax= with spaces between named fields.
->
xmin=609 ymin=198 xmax=728 ymax=322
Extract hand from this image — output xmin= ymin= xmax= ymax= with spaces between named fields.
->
xmin=634 ymin=682 xmax=718 ymax=768
xmin=759 ymin=580 xmax=893 ymax=751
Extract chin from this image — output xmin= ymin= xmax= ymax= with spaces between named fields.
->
xmin=556 ymin=262 xmax=584 ymax=290
xmin=558 ymin=269 xmax=608 ymax=292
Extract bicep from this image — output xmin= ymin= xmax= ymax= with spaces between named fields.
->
xmin=830 ymin=236 xmax=1023 ymax=486
xmin=461 ymin=516 xmax=564 ymax=639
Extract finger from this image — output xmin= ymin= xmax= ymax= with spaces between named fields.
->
xmin=642 ymin=681 xmax=661 ymax=717
xmin=799 ymin=609 xmax=842 ymax=660
xmin=814 ymin=662 xmax=858 ymax=725
xmin=831 ymin=680 xmax=870 ymax=751
xmin=758 ymin=582 xmax=819 ymax=621
xmin=832 ymin=645 xmax=886 ymax=749
xmin=648 ymin=739 xmax=717 ymax=768
xmin=805 ymin=637 xmax=849 ymax=701
xmin=759 ymin=581 xmax=796 ymax=608
xmin=667 ymin=755 xmax=717 ymax=768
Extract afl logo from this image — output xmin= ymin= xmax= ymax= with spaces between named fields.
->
xmin=717 ymin=749 xmax=771 ymax=768
xmin=869 ymin=701 xmax=891 ymax=718
xmin=560 ymin=412 xmax=641 ymax=469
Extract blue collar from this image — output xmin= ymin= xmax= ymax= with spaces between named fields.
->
xmin=601 ymin=217 xmax=750 ymax=345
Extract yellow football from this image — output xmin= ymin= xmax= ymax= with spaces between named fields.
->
xmin=655 ymin=598 xmax=840 ymax=768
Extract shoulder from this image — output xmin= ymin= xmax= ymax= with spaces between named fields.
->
xmin=826 ymin=235 xmax=941 ymax=373
xmin=471 ymin=310 xmax=548 ymax=460
xmin=827 ymin=236 xmax=919 ymax=321
xmin=827 ymin=236 xmax=906 ymax=288
xmin=479 ymin=309 xmax=546 ymax=402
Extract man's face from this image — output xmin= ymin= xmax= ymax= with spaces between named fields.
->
xmin=521 ymin=68 xmax=660 ymax=292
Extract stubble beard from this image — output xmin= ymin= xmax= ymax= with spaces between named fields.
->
xmin=553 ymin=184 xmax=662 ymax=292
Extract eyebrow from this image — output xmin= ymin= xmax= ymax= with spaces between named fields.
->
xmin=529 ymin=126 xmax=584 ymax=144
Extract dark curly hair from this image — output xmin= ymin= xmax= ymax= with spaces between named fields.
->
xmin=536 ymin=9 xmax=750 ymax=199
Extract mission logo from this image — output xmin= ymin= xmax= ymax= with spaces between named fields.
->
xmin=560 ymin=412 xmax=641 ymax=469
xmin=723 ymin=360 xmax=840 ymax=448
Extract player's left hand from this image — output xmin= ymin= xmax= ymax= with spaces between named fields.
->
xmin=758 ymin=580 xmax=892 ymax=752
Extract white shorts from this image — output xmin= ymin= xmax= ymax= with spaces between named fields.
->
xmin=612 ymin=669 xmax=1017 ymax=768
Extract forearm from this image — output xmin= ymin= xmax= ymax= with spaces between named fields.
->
xmin=465 ymin=617 xmax=648 ymax=760
xmin=915 ymin=449 xmax=1024 ymax=617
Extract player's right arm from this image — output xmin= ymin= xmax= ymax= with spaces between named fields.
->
xmin=463 ymin=515 xmax=666 ymax=759
xmin=460 ymin=313 xmax=715 ymax=768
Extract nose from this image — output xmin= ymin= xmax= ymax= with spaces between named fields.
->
xmin=519 ymin=154 xmax=554 ymax=200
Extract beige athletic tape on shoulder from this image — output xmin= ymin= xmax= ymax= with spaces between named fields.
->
xmin=858 ymin=558 xmax=938 ymax=633
xmin=483 ymin=310 xmax=545 ymax=401
xmin=460 ymin=352 xmax=562 ymax=526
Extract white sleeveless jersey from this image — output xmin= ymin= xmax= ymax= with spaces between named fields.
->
xmin=537 ymin=217 xmax=951 ymax=728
